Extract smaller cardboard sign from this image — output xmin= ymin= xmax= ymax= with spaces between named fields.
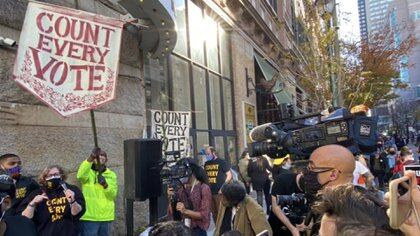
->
xmin=404 ymin=165 xmax=420 ymax=184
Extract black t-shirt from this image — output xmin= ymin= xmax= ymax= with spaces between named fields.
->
xmin=12 ymin=176 xmax=40 ymax=214
xmin=204 ymin=158 xmax=230 ymax=194
xmin=269 ymin=173 xmax=304 ymax=235
xmin=3 ymin=215 xmax=37 ymax=236
xmin=271 ymin=173 xmax=302 ymax=197
xmin=272 ymin=166 xmax=291 ymax=180
xmin=26 ymin=184 xmax=86 ymax=236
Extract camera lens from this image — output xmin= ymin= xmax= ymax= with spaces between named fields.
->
xmin=248 ymin=141 xmax=279 ymax=157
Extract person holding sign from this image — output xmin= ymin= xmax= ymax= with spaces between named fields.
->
xmin=77 ymin=148 xmax=118 ymax=236
xmin=204 ymin=146 xmax=232 ymax=223
xmin=21 ymin=165 xmax=86 ymax=236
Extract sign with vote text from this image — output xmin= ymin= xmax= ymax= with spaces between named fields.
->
xmin=150 ymin=110 xmax=191 ymax=158
xmin=13 ymin=1 xmax=123 ymax=116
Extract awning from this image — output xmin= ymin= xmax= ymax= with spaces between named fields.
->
xmin=272 ymin=80 xmax=293 ymax=104
xmin=119 ymin=0 xmax=177 ymax=59
xmin=254 ymin=53 xmax=277 ymax=81
xmin=254 ymin=54 xmax=293 ymax=104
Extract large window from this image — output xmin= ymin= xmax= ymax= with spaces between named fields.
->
xmin=145 ymin=0 xmax=236 ymax=163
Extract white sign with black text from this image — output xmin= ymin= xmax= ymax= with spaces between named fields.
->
xmin=150 ymin=110 xmax=191 ymax=158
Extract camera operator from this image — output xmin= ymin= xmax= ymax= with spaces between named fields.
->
xmin=269 ymin=145 xmax=356 ymax=236
xmin=77 ymin=148 xmax=118 ymax=236
xmin=0 ymin=175 xmax=37 ymax=236
xmin=268 ymin=161 xmax=304 ymax=236
xmin=167 ymin=159 xmax=212 ymax=236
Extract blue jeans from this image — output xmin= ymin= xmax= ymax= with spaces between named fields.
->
xmin=80 ymin=221 xmax=111 ymax=236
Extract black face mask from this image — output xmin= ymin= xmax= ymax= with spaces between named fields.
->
xmin=45 ymin=177 xmax=61 ymax=190
xmin=389 ymin=151 xmax=396 ymax=155
xmin=91 ymin=163 xmax=106 ymax=173
xmin=302 ymin=168 xmax=331 ymax=195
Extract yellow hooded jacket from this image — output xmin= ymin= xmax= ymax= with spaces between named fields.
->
xmin=76 ymin=160 xmax=118 ymax=221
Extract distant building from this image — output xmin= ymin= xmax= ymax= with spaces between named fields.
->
xmin=366 ymin=0 xmax=394 ymax=34
xmin=358 ymin=0 xmax=369 ymax=42
xmin=389 ymin=0 xmax=420 ymax=103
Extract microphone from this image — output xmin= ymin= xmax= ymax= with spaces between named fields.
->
xmin=249 ymin=123 xmax=280 ymax=142
xmin=60 ymin=180 xmax=68 ymax=191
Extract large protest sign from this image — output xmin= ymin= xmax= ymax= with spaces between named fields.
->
xmin=151 ymin=110 xmax=191 ymax=158
xmin=13 ymin=1 xmax=124 ymax=117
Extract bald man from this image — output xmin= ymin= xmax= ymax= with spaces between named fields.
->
xmin=302 ymin=144 xmax=356 ymax=194
xmin=269 ymin=145 xmax=356 ymax=236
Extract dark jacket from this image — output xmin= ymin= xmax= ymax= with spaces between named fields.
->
xmin=247 ymin=158 xmax=271 ymax=191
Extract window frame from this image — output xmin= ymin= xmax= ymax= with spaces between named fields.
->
xmin=167 ymin=0 xmax=237 ymax=162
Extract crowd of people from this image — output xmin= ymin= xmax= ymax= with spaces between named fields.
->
xmin=151 ymin=140 xmax=420 ymax=236
xmin=0 ymin=138 xmax=419 ymax=236
xmin=0 ymin=148 xmax=117 ymax=236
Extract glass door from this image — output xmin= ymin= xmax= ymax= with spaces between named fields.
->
xmin=209 ymin=131 xmax=237 ymax=166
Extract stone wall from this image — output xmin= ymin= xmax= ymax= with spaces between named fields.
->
xmin=0 ymin=0 xmax=148 ymax=235
xmin=231 ymin=31 xmax=257 ymax=159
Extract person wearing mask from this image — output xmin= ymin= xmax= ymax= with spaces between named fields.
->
xmin=353 ymin=156 xmax=374 ymax=189
xmin=271 ymin=154 xmax=292 ymax=180
xmin=214 ymin=181 xmax=272 ymax=236
xmin=204 ymin=146 xmax=232 ymax=222
xmin=77 ymin=148 xmax=118 ymax=236
xmin=22 ymin=165 xmax=86 ymax=236
xmin=392 ymin=147 xmax=419 ymax=183
xmin=0 ymin=154 xmax=40 ymax=215
xmin=247 ymin=156 xmax=271 ymax=208
xmin=395 ymin=135 xmax=406 ymax=151
xmin=0 ymin=175 xmax=37 ymax=236
xmin=167 ymin=159 xmax=212 ymax=235
xmin=237 ymin=151 xmax=251 ymax=194
xmin=386 ymin=147 xmax=398 ymax=179
xmin=371 ymin=152 xmax=388 ymax=190
xmin=270 ymin=145 xmax=356 ymax=236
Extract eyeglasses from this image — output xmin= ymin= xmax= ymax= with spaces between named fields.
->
xmin=45 ymin=174 xmax=61 ymax=179
xmin=306 ymin=166 xmax=342 ymax=174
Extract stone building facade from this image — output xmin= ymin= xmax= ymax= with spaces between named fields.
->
xmin=1 ymin=0 xmax=311 ymax=235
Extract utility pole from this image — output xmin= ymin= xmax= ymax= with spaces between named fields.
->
xmin=325 ymin=0 xmax=341 ymax=107
xmin=332 ymin=0 xmax=342 ymax=107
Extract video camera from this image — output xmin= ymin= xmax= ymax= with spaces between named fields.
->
xmin=248 ymin=104 xmax=378 ymax=158
xmin=0 ymin=175 xmax=15 ymax=200
xmin=159 ymin=151 xmax=192 ymax=187
xmin=277 ymin=193 xmax=310 ymax=225
xmin=159 ymin=151 xmax=193 ymax=221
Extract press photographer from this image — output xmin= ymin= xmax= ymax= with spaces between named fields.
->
xmin=166 ymin=158 xmax=212 ymax=236
xmin=269 ymin=145 xmax=356 ymax=236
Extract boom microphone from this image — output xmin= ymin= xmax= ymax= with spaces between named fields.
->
xmin=249 ymin=123 xmax=279 ymax=142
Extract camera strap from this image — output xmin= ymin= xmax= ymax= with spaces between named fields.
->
xmin=184 ymin=180 xmax=198 ymax=211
